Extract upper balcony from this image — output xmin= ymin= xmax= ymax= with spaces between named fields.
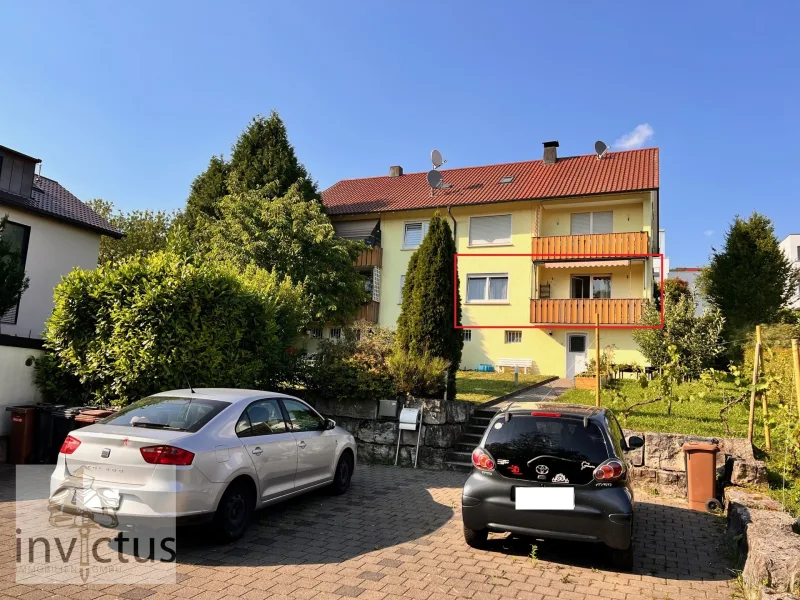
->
xmin=531 ymin=231 xmax=649 ymax=259
xmin=354 ymin=245 xmax=382 ymax=268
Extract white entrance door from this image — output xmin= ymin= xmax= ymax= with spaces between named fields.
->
xmin=566 ymin=334 xmax=588 ymax=378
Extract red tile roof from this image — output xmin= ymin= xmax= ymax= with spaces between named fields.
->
xmin=322 ymin=148 xmax=658 ymax=215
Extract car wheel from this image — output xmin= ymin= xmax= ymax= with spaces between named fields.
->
xmin=463 ymin=525 xmax=488 ymax=548
xmin=330 ymin=452 xmax=354 ymax=495
xmin=608 ymin=544 xmax=634 ymax=571
xmin=213 ymin=481 xmax=254 ymax=543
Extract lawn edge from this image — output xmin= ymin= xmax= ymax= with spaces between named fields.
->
xmin=476 ymin=375 xmax=559 ymax=409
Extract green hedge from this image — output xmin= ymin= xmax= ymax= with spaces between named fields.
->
xmin=36 ymin=252 xmax=306 ymax=406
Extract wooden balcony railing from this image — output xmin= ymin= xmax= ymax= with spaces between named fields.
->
xmin=356 ymin=300 xmax=380 ymax=323
xmin=530 ymin=298 xmax=643 ymax=325
xmin=354 ymin=246 xmax=382 ymax=268
xmin=531 ymin=232 xmax=649 ymax=258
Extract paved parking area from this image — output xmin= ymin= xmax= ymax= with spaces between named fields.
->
xmin=0 ymin=464 xmax=735 ymax=600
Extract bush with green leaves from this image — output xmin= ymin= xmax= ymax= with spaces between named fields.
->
xmin=387 ymin=350 xmax=450 ymax=398
xmin=36 ymin=251 xmax=306 ymax=406
xmin=304 ymin=323 xmax=395 ymax=404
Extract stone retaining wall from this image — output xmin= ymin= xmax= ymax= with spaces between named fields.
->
xmin=622 ymin=429 xmax=767 ymax=497
xmin=310 ymin=396 xmax=473 ymax=469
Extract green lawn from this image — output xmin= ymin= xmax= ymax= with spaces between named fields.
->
xmin=558 ymin=379 xmax=800 ymax=515
xmin=455 ymin=371 xmax=554 ymax=404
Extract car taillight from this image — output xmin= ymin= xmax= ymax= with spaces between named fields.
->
xmin=593 ymin=460 xmax=624 ymax=481
xmin=471 ymin=448 xmax=495 ymax=471
xmin=140 ymin=445 xmax=195 ymax=466
xmin=60 ymin=435 xmax=81 ymax=455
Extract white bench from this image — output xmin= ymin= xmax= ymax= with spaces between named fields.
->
xmin=496 ymin=358 xmax=534 ymax=374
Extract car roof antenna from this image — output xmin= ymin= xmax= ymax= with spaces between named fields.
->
xmin=179 ymin=367 xmax=195 ymax=394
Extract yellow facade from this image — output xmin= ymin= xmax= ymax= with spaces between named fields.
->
xmin=324 ymin=190 xmax=656 ymax=378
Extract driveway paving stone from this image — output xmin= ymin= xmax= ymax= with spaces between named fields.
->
xmin=0 ymin=464 xmax=735 ymax=599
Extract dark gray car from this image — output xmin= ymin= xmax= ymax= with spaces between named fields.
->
xmin=461 ymin=402 xmax=643 ymax=570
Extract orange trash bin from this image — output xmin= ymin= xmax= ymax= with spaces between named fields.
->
xmin=682 ymin=440 xmax=721 ymax=512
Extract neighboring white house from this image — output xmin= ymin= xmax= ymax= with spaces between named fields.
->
xmin=0 ymin=144 xmax=121 ymax=441
xmin=780 ymin=234 xmax=800 ymax=309
xmin=667 ymin=267 xmax=706 ymax=316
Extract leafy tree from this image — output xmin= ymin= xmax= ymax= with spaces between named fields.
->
xmin=0 ymin=214 xmax=30 ymax=319
xmin=36 ymin=251 xmax=306 ymax=406
xmin=700 ymin=212 xmax=800 ymax=332
xmin=633 ymin=283 xmax=724 ymax=379
xmin=87 ymin=199 xmax=174 ymax=265
xmin=395 ymin=212 xmax=463 ymax=397
xmin=228 ymin=112 xmax=318 ymax=200
xmin=206 ymin=185 xmax=367 ymax=323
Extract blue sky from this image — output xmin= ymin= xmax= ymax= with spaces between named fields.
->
xmin=1 ymin=2 xmax=798 ymax=267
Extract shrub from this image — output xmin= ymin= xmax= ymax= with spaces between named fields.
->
xmin=38 ymin=251 xmax=306 ymax=406
xmin=387 ymin=350 xmax=450 ymax=398
xmin=304 ymin=323 xmax=395 ymax=404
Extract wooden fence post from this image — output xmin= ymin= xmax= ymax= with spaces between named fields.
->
xmin=792 ymin=338 xmax=800 ymax=422
xmin=595 ymin=313 xmax=601 ymax=407
xmin=747 ymin=325 xmax=761 ymax=444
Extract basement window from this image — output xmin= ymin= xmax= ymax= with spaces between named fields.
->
xmin=499 ymin=176 xmax=514 ymax=184
xmin=462 ymin=329 xmax=472 ymax=342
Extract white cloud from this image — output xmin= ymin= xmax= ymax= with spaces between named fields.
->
xmin=614 ymin=124 xmax=655 ymax=150
xmin=704 ymin=230 xmax=714 ymax=237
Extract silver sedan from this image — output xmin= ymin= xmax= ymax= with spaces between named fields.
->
xmin=49 ymin=389 xmax=357 ymax=541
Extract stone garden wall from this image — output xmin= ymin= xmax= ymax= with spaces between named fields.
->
xmin=309 ymin=396 xmax=474 ymax=469
xmin=622 ymin=429 xmax=767 ymax=497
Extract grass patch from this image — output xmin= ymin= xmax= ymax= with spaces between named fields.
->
xmin=558 ymin=379 xmax=800 ymax=516
xmin=455 ymin=371 xmax=554 ymax=404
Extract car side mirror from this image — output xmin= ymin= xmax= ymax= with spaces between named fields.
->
xmin=325 ymin=418 xmax=336 ymax=431
xmin=625 ymin=435 xmax=644 ymax=451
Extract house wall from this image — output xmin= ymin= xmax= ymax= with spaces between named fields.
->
xmin=0 ymin=346 xmax=42 ymax=436
xmin=0 ymin=203 xmax=101 ymax=338
xmin=779 ymin=234 xmax=800 ymax=309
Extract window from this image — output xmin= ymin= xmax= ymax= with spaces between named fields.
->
xmin=796 ymin=246 xmax=800 ymax=261
xmin=466 ymin=274 xmax=508 ymax=302
xmin=570 ymin=275 xmax=611 ymax=299
xmin=462 ymin=329 xmax=472 ymax=342
xmin=469 ymin=214 xmax=512 ymax=246
xmin=103 ymin=397 xmax=229 ymax=433
xmin=0 ymin=220 xmax=31 ymax=325
xmin=568 ymin=335 xmax=586 ymax=353
xmin=309 ymin=327 xmax=322 ymax=339
xmin=499 ymin=176 xmax=514 ymax=184
xmin=282 ymin=399 xmax=325 ymax=432
xmin=403 ymin=221 xmax=429 ymax=249
xmin=236 ymin=399 xmax=288 ymax=437
xmin=505 ymin=330 xmax=522 ymax=344
xmin=329 ymin=327 xmax=341 ymax=339
xmin=398 ymin=274 xmax=405 ymax=304
xmin=570 ymin=211 xmax=613 ymax=235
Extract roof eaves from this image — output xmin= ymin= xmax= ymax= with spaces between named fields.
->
xmin=0 ymin=193 xmax=124 ymax=239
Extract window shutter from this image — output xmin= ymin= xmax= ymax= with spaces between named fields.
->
xmin=592 ymin=211 xmax=613 ymax=234
xmin=372 ymin=267 xmax=381 ymax=302
xmin=570 ymin=213 xmax=591 ymax=235
xmin=469 ymin=215 xmax=512 ymax=246
xmin=1 ymin=304 xmax=18 ymax=325
xmin=404 ymin=222 xmax=423 ymax=247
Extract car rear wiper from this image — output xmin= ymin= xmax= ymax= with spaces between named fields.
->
xmin=130 ymin=422 xmax=183 ymax=431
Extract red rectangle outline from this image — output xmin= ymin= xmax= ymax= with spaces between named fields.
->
xmin=453 ymin=253 xmax=665 ymax=329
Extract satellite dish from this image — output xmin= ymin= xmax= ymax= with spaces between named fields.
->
xmin=431 ymin=149 xmax=444 ymax=168
xmin=595 ymin=140 xmax=608 ymax=159
xmin=426 ymin=169 xmax=443 ymax=189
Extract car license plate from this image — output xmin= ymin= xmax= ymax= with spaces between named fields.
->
xmin=515 ymin=487 xmax=575 ymax=510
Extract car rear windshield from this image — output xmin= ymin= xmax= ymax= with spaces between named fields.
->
xmin=484 ymin=415 xmax=610 ymax=484
xmin=101 ymin=397 xmax=229 ymax=432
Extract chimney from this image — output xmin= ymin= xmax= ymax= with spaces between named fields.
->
xmin=542 ymin=141 xmax=559 ymax=165
xmin=389 ymin=165 xmax=403 ymax=177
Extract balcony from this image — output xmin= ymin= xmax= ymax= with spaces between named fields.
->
xmin=357 ymin=300 xmax=380 ymax=323
xmin=354 ymin=245 xmax=382 ymax=268
xmin=531 ymin=232 xmax=649 ymax=258
xmin=530 ymin=298 xmax=643 ymax=325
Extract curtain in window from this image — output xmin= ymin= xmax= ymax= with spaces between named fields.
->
xmin=488 ymin=277 xmax=508 ymax=300
xmin=467 ymin=278 xmax=485 ymax=301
